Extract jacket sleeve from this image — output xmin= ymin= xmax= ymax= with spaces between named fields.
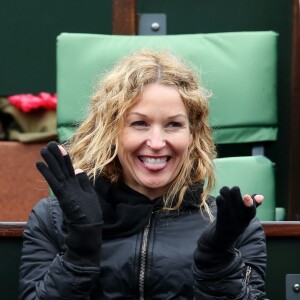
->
xmin=192 ymin=217 xmax=266 ymax=300
xmin=19 ymin=198 xmax=101 ymax=300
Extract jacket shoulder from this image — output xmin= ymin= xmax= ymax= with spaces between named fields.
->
xmin=237 ymin=217 xmax=266 ymax=246
xmin=25 ymin=196 xmax=65 ymax=247
xmin=31 ymin=196 xmax=62 ymax=223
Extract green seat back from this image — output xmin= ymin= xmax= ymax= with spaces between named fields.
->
xmin=56 ymin=32 xmax=278 ymax=144
xmin=212 ymin=156 xmax=275 ymax=221
xmin=56 ymin=32 xmax=278 ymax=220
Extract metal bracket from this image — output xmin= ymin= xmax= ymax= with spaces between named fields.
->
xmin=286 ymin=274 xmax=300 ymax=300
xmin=252 ymin=144 xmax=265 ymax=156
xmin=138 ymin=13 xmax=167 ymax=35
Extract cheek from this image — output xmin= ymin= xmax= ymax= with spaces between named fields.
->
xmin=173 ymin=135 xmax=192 ymax=156
xmin=117 ymin=131 xmax=141 ymax=155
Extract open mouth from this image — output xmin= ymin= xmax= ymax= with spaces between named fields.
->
xmin=139 ymin=156 xmax=169 ymax=164
xmin=138 ymin=156 xmax=170 ymax=170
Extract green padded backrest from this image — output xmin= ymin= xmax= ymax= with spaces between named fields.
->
xmin=212 ymin=156 xmax=275 ymax=220
xmin=56 ymin=32 xmax=278 ymax=144
xmin=57 ymin=32 xmax=278 ymax=220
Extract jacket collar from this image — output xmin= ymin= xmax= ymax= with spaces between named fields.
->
xmin=94 ymin=176 xmax=203 ymax=239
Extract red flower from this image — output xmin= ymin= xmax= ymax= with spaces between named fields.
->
xmin=8 ymin=92 xmax=57 ymax=112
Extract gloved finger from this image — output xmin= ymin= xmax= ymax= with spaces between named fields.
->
xmin=47 ymin=141 xmax=71 ymax=179
xmin=229 ymin=186 xmax=243 ymax=207
xmin=215 ymin=194 xmax=227 ymax=225
xmin=63 ymin=155 xmax=76 ymax=178
xmin=36 ymin=161 xmax=61 ymax=196
xmin=76 ymin=172 xmax=93 ymax=192
xmin=216 ymin=186 xmax=230 ymax=213
xmin=215 ymin=194 xmax=226 ymax=208
xmin=251 ymin=194 xmax=264 ymax=207
xmin=57 ymin=144 xmax=75 ymax=178
xmin=219 ymin=186 xmax=231 ymax=199
xmin=40 ymin=147 xmax=66 ymax=181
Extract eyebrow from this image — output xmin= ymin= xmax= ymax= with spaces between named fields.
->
xmin=127 ymin=112 xmax=188 ymax=119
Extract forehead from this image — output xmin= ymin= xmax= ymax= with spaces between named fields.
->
xmin=127 ymin=83 xmax=188 ymax=115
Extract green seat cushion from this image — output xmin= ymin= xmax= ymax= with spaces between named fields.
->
xmin=212 ymin=156 xmax=275 ymax=221
xmin=56 ymin=31 xmax=278 ymax=144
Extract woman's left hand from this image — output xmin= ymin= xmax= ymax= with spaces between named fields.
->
xmin=197 ymin=186 xmax=264 ymax=251
xmin=193 ymin=186 xmax=264 ymax=271
xmin=244 ymin=193 xmax=264 ymax=208
xmin=213 ymin=186 xmax=263 ymax=247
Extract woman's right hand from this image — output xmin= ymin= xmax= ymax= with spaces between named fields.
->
xmin=36 ymin=141 xmax=102 ymax=225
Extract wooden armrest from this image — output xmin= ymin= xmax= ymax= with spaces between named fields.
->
xmin=1 ymin=221 xmax=300 ymax=238
xmin=0 ymin=222 xmax=26 ymax=237
xmin=262 ymin=221 xmax=300 ymax=236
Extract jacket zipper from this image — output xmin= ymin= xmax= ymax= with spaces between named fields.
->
xmin=243 ymin=265 xmax=252 ymax=285
xmin=139 ymin=217 xmax=152 ymax=300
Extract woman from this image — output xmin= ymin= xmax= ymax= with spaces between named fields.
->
xmin=19 ymin=50 xmax=266 ymax=299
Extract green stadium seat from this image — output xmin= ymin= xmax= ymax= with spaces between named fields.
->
xmin=212 ymin=156 xmax=276 ymax=220
xmin=56 ymin=31 xmax=279 ymax=220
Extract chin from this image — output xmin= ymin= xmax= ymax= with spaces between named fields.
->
xmin=142 ymin=179 xmax=171 ymax=190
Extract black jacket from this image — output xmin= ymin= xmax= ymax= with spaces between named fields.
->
xmin=19 ymin=181 xmax=266 ymax=299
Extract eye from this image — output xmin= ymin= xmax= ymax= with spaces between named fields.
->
xmin=167 ymin=121 xmax=183 ymax=128
xmin=130 ymin=120 xmax=148 ymax=127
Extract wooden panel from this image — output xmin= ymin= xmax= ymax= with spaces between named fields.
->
xmin=0 ymin=142 xmax=49 ymax=221
xmin=112 ymin=0 xmax=137 ymax=35
xmin=287 ymin=0 xmax=300 ymax=220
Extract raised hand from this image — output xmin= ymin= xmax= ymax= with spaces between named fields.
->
xmin=36 ymin=141 xmax=103 ymax=267
xmin=36 ymin=141 xmax=102 ymax=224
xmin=212 ymin=186 xmax=261 ymax=248
xmin=194 ymin=186 xmax=263 ymax=270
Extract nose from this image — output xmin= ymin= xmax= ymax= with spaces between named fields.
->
xmin=146 ymin=127 xmax=166 ymax=150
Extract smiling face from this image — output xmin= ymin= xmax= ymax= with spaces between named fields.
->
xmin=117 ymin=83 xmax=192 ymax=200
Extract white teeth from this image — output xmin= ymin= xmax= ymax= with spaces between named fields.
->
xmin=140 ymin=157 xmax=168 ymax=164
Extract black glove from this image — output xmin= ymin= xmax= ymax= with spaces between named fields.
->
xmin=36 ymin=141 xmax=103 ymax=266
xmin=194 ymin=186 xmax=258 ymax=272
xmin=36 ymin=141 xmax=102 ymax=224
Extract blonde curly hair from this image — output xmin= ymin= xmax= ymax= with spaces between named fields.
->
xmin=67 ymin=49 xmax=216 ymax=216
